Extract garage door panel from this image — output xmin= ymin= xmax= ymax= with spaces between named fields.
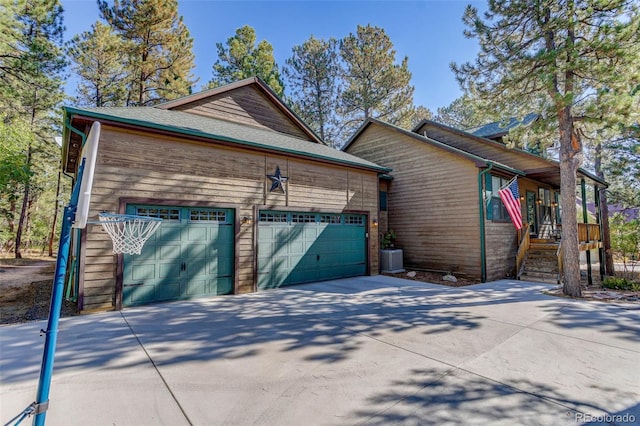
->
xmin=187 ymin=226 xmax=208 ymax=241
xmin=155 ymin=280 xmax=181 ymax=301
xmin=214 ymin=277 xmax=233 ymax=295
xmin=124 ymin=284 xmax=155 ymax=304
xmin=159 ymin=244 xmax=180 ymax=260
xmin=158 ymin=262 xmax=181 ymax=279
xmin=123 ymin=205 xmax=234 ymax=306
xmin=130 ymin=263 xmax=156 ymax=280
xmin=157 ymin=225 xmax=182 ymax=242
xmin=185 ymin=279 xmax=206 ymax=296
xmin=258 ymin=211 xmax=366 ymax=290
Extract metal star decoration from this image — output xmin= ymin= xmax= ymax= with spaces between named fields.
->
xmin=267 ymin=166 xmax=288 ymax=194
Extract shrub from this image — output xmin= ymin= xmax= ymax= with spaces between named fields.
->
xmin=602 ymin=276 xmax=640 ymax=291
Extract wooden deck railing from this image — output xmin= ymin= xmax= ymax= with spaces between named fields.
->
xmin=578 ymin=223 xmax=601 ymax=242
xmin=516 ymin=223 xmax=530 ymax=279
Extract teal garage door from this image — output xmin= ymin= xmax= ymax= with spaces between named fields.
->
xmin=257 ymin=211 xmax=366 ymax=290
xmin=123 ymin=205 xmax=234 ymax=306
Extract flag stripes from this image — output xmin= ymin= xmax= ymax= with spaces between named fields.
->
xmin=498 ymin=177 xmax=523 ymax=230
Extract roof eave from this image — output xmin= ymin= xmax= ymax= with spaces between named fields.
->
xmin=64 ymin=107 xmax=390 ymax=174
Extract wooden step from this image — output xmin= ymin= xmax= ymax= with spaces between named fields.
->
xmin=520 ymin=270 xmax=559 ymax=284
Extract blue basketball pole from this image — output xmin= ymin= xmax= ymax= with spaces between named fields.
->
xmin=31 ymin=160 xmax=84 ymax=426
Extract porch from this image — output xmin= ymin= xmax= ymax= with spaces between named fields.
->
xmin=516 ymin=223 xmax=603 ymax=285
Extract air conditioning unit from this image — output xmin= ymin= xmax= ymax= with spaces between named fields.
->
xmin=380 ymin=249 xmax=404 ymax=273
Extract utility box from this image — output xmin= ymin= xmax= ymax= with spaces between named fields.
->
xmin=380 ymin=249 xmax=404 ymax=273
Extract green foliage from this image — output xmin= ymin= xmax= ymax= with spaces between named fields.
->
xmin=610 ymin=213 xmax=640 ymax=261
xmin=602 ymin=276 xmax=640 ymax=291
xmin=339 ymin=24 xmax=414 ymax=135
xmin=67 ymin=22 xmax=128 ymax=107
xmin=98 ymin=0 xmax=197 ymax=106
xmin=381 ymin=229 xmax=397 ymax=249
xmin=284 ymin=36 xmax=341 ymax=146
xmin=452 ymin=0 xmax=640 ymax=296
xmin=209 ymin=25 xmax=284 ymax=97
xmin=434 ymin=94 xmax=495 ymax=130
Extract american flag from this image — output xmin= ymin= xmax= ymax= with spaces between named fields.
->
xmin=498 ymin=177 xmax=523 ymax=230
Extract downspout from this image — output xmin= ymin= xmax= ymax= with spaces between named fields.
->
xmin=478 ymin=164 xmax=493 ymax=283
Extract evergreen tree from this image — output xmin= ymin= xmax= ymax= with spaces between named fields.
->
xmin=67 ymin=21 xmax=128 ymax=107
xmin=209 ymin=25 xmax=284 ymax=97
xmin=0 ymin=0 xmax=67 ymax=258
xmin=283 ymin=36 xmax=341 ymax=146
xmin=453 ymin=0 xmax=640 ymax=296
xmin=434 ymin=94 xmax=494 ymax=130
xmin=98 ymin=0 xmax=197 ymax=106
xmin=339 ymin=24 xmax=414 ymax=136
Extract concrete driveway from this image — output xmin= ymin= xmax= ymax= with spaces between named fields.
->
xmin=1 ymin=276 xmax=639 ymax=425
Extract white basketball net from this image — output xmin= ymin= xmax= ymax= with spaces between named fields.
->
xmin=98 ymin=213 xmax=162 ymax=255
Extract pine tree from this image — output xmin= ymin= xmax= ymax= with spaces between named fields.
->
xmin=67 ymin=21 xmax=128 ymax=107
xmin=0 ymin=0 xmax=67 ymax=258
xmin=209 ymin=25 xmax=284 ymax=96
xmin=283 ymin=36 xmax=341 ymax=146
xmin=453 ymin=0 xmax=640 ymax=296
xmin=98 ymin=0 xmax=196 ymax=106
xmin=339 ymin=24 xmax=414 ymax=135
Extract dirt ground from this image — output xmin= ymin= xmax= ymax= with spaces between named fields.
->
xmin=0 ymin=258 xmax=78 ymax=325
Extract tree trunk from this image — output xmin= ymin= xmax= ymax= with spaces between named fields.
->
xmin=14 ymin=143 xmax=32 ymax=259
xmin=558 ymin=108 xmax=582 ymax=297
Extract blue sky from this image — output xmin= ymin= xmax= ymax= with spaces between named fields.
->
xmin=60 ymin=0 xmax=486 ymax=112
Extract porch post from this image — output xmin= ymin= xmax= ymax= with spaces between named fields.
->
xmin=581 ymin=178 xmax=592 ymax=286
xmin=594 ymin=184 xmax=605 ymax=279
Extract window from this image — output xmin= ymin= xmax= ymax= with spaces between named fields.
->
xmin=320 ymin=214 xmax=341 ymax=224
xmin=379 ymin=191 xmax=388 ymax=211
xmin=259 ymin=212 xmax=288 ymax=223
xmin=489 ymin=175 xmax=518 ymax=221
xmin=344 ymin=215 xmax=364 ymax=225
xmin=190 ymin=210 xmax=226 ymax=222
xmin=135 ymin=207 xmax=180 ymax=221
xmin=292 ymin=213 xmax=316 ymax=223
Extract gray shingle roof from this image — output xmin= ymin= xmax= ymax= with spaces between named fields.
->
xmin=64 ymin=106 xmax=389 ymax=172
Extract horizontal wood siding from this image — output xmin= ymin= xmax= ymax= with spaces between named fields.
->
xmin=347 ymin=125 xmax=481 ymax=277
xmin=81 ymin=126 xmax=377 ymax=311
xmin=173 ymin=85 xmax=310 ymax=140
xmin=485 ymin=221 xmax=518 ymax=281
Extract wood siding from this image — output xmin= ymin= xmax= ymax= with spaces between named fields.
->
xmin=346 ymin=124 xmax=482 ymax=277
xmin=80 ymin=126 xmax=378 ymax=311
xmin=171 ymin=85 xmax=310 ymax=140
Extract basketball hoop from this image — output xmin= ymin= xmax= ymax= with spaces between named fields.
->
xmin=97 ymin=213 xmax=162 ymax=255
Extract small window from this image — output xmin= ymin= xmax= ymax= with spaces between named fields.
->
xmin=259 ymin=212 xmax=288 ymax=223
xmin=190 ymin=210 xmax=226 ymax=222
xmin=136 ymin=207 xmax=180 ymax=221
xmin=491 ymin=176 xmax=515 ymax=222
xmin=344 ymin=215 xmax=364 ymax=225
xmin=379 ymin=191 xmax=388 ymax=212
xmin=292 ymin=213 xmax=316 ymax=223
xmin=320 ymin=214 xmax=341 ymax=224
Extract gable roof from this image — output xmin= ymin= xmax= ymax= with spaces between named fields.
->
xmin=62 ymin=106 xmax=389 ymax=173
xmin=156 ymin=76 xmax=325 ymax=145
xmin=343 ymin=118 xmax=525 ymax=176
xmin=411 ymin=119 xmax=606 ymax=187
